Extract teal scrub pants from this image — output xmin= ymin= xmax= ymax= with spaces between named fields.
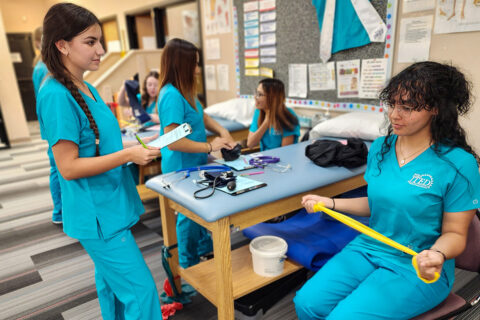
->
xmin=47 ymin=148 xmax=62 ymax=221
xmin=80 ymin=228 xmax=162 ymax=320
xmin=294 ymin=246 xmax=450 ymax=320
xmin=176 ymin=213 xmax=213 ymax=268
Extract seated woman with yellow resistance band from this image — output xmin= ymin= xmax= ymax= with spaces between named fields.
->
xmin=294 ymin=61 xmax=480 ymax=320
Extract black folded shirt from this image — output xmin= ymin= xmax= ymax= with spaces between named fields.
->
xmin=305 ymin=138 xmax=368 ymax=168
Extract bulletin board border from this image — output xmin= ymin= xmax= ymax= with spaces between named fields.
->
xmin=233 ymin=0 xmax=399 ymax=114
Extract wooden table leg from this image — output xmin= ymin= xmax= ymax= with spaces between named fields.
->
xmin=159 ymin=195 xmax=182 ymax=293
xmin=212 ymin=217 xmax=234 ymax=320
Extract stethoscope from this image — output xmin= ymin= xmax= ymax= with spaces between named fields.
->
xmin=249 ymin=156 xmax=280 ymax=168
xmin=248 ymin=155 xmax=291 ymax=172
xmin=160 ymin=165 xmax=231 ymax=189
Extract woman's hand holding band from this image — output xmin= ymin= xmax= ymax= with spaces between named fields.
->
xmin=415 ymin=249 xmax=445 ymax=281
xmin=301 ymin=194 xmax=333 ymax=213
xmin=430 ymin=248 xmax=447 ymax=262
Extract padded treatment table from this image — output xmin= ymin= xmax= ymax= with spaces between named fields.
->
xmin=122 ymin=117 xmax=249 ymax=200
xmin=206 ymin=116 xmax=249 ymax=142
xmin=123 ymin=115 xmax=249 ymax=143
xmin=146 ymin=140 xmax=369 ymax=320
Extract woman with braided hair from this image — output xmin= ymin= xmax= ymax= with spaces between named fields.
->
xmin=36 ymin=3 xmax=162 ymax=319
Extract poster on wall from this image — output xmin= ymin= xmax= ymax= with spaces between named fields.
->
xmin=206 ymin=38 xmax=221 ymax=60
xmin=203 ymin=0 xmax=232 ymax=35
xmin=309 ymin=62 xmax=336 ymax=91
xmin=217 ymin=64 xmax=230 ymax=90
xmin=182 ymin=10 xmax=200 ymax=45
xmin=205 ymin=65 xmax=217 ymax=90
xmin=434 ymin=0 xmax=480 ymax=34
xmin=336 ymin=59 xmax=360 ymax=98
xmin=288 ymin=64 xmax=307 ymax=98
xmin=402 ymin=0 xmax=435 ymax=13
xmin=398 ymin=15 xmax=433 ymax=63
xmin=359 ymin=58 xmax=388 ymax=99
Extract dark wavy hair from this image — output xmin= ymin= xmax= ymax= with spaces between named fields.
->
xmin=257 ymin=78 xmax=298 ymax=132
xmin=377 ymin=61 xmax=478 ymax=172
xmin=42 ymin=3 xmax=101 ymax=156
xmin=141 ymin=70 xmax=159 ymax=110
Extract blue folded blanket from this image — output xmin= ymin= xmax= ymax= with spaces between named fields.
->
xmin=243 ymin=209 xmax=369 ymax=271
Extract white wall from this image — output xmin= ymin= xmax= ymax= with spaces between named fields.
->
xmin=0 ymin=10 xmax=30 ymax=142
xmin=393 ymin=1 xmax=480 ymax=154
xmin=47 ymin=0 xmax=182 ymax=51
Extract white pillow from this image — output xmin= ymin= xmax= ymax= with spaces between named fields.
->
xmin=205 ymin=98 xmax=255 ymax=127
xmin=310 ymin=111 xmax=386 ymax=141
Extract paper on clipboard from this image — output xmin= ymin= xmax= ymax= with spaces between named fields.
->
xmin=215 ymin=155 xmax=255 ymax=171
xmin=147 ymin=123 xmax=192 ymax=148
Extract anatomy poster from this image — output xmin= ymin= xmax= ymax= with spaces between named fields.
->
xmin=203 ymin=0 xmax=232 ymax=35
xmin=434 ymin=0 xmax=480 ymax=34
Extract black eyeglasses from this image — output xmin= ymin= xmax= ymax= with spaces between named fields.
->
xmin=254 ymin=91 xmax=265 ymax=98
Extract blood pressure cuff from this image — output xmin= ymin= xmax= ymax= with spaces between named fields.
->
xmin=221 ymin=143 xmax=242 ymax=161
xmin=243 ymin=209 xmax=368 ymax=271
xmin=124 ymin=80 xmax=151 ymax=124
xmin=305 ymin=138 xmax=368 ymax=168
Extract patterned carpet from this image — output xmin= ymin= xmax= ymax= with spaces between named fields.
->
xmin=0 ymin=123 xmax=478 ymax=320
xmin=0 ymin=123 xmax=301 ymax=320
xmin=0 ymin=124 xmax=219 ymax=320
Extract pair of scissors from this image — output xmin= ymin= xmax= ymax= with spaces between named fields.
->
xmin=313 ymin=203 xmax=440 ymax=284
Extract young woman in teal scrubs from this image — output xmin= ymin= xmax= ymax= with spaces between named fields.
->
xmin=32 ymin=26 xmax=49 ymax=95
xmin=295 ymin=61 xmax=480 ymax=320
xmin=247 ymin=78 xmax=300 ymax=151
xmin=32 ymin=26 xmax=63 ymax=224
xmin=37 ymin=3 xmax=162 ymax=319
xmin=157 ymin=38 xmax=236 ymax=268
xmin=118 ymin=70 xmax=160 ymax=126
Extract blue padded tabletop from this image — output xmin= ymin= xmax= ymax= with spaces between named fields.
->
xmin=146 ymin=140 xmax=369 ymax=223
xmin=123 ymin=116 xmax=246 ymax=141
xmin=206 ymin=116 xmax=247 ymax=136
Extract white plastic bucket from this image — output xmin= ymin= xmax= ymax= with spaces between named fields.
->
xmin=249 ymin=236 xmax=288 ymax=277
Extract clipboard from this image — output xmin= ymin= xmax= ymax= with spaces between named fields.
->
xmin=126 ymin=123 xmax=192 ymax=166
xmin=215 ymin=155 xmax=256 ymax=171
xmin=201 ymin=175 xmax=266 ymax=196
xmin=147 ymin=123 xmax=192 ymax=148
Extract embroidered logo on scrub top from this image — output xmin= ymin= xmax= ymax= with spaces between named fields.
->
xmin=408 ymin=173 xmax=433 ymax=189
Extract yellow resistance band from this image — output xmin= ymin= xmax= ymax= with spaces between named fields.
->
xmin=313 ymin=203 xmax=440 ymax=284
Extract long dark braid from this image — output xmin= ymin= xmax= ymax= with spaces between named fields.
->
xmin=41 ymin=3 xmax=101 ymax=156
xmin=63 ymin=76 xmax=100 ymax=156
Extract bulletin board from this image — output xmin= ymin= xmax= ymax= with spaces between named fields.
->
xmin=233 ymin=0 xmax=398 ymax=112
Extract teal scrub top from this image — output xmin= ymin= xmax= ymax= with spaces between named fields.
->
xmin=312 ymin=0 xmax=371 ymax=54
xmin=349 ymin=135 xmax=480 ymax=287
xmin=37 ymin=77 xmax=144 ymax=240
xmin=136 ymin=93 xmax=157 ymax=127
xmin=249 ymin=108 xmax=300 ymax=151
xmin=32 ymin=61 xmax=48 ymax=96
xmin=158 ymin=83 xmax=207 ymax=173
